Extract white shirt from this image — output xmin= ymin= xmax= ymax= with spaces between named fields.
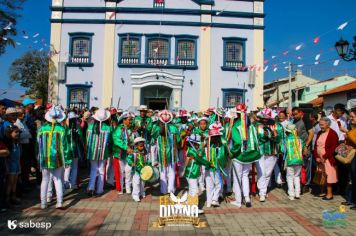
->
xmin=328 ymin=114 xmax=347 ymax=141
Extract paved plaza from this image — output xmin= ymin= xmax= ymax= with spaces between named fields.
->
xmin=0 ymin=179 xmax=355 ymax=236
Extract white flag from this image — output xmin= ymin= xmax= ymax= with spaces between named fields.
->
xmin=295 ymin=44 xmax=303 ymax=51
xmin=315 ymin=54 xmax=321 ymax=61
xmin=264 ymin=66 xmax=269 ymax=72
xmin=333 ymin=59 xmax=340 ymax=66
xmin=337 ymin=22 xmax=348 ymax=30
xmin=273 ymin=67 xmax=278 ymax=72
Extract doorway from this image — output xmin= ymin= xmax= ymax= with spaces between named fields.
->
xmin=141 ymin=85 xmax=172 ymax=110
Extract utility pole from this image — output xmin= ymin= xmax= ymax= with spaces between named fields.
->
xmin=288 ymin=62 xmax=292 ymax=112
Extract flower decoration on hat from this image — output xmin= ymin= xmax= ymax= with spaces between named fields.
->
xmin=158 ymin=110 xmax=173 ymax=124
xmin=209 ymin=121 xmax=224 ymax=136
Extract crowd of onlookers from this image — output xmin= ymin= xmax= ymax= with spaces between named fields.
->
xmin=0 ymin=98 xmax=355 ymax=212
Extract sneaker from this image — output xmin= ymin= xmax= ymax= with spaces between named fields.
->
xmin=133 ymin=196 xmax=141 ymax=202
xmin=245 ymin=202 xmax=252 ymax=208
xmin=206 ymin=203 xmax=212 ymax=208
xmin=56 ymin=203 xmax=63 ymax=209
xmin=198 ymin=209 xmax=204 ymax=214
xmin=295 ymin=195 xmax=300 ymax=200
xmin=126 ymin=190 xmax=131 ymax=194
xmin=40 ymin=204 xmax=47 ymax=209
xmin=259 ymin=196 xmax=266 ymax=202
xmin=288 ymin=196 xmax=295 ymax=201
xmin=212 ymin=201 xmax=220 ymax=207
xmin=230 ymin=201 xmax=242 ymax=208
xmin=118 ymin=191 xmax=124 ymax=195
xmin=200 ymin=187 xmax=206 ymax=192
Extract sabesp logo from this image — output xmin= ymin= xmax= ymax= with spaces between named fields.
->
xmin=8 ymin=220 xmax=17 ymax=230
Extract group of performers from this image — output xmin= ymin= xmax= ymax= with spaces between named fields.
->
xmin=37 ymin=104 xmax=305 ymax=210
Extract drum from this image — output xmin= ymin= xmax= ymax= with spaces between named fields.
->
xmin=140 ymin=165 xmax=159 ymax=183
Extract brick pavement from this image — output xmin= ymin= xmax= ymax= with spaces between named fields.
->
xmin=0 ymin=182 xmax=355 ymax=236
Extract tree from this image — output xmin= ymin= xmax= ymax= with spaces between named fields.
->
xmin=9 ymin=50 xmax=55 ymax=103
xmin=0 ymin=0 xmax=26 ymax=55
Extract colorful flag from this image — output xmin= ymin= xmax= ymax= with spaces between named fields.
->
xmin=313 ymin=36 xmax=320 ymax=44
xmin=337 ymin=22 xmax=348 ymax=30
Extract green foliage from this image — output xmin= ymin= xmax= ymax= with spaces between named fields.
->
xmin=8 ymin=50 xmax=55 ymax=103
xmin=0 ymin=0 xmax=26 ymax=55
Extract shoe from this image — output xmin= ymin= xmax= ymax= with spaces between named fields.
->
xmin=259 ymin=196 xmax=266 ymax=202
xmin=87 ymin=190 xmax=95 ymax=197
xmin=40 ymin=204 xmax=47 ymax=209
xmin=212 ymin=201 xmax=220 ymax=207
xmin=322 ymin=196 xmax=334 ymax=201
xmin=230 ymin=201 xmax=241 ymax=208
xmin=198 ymin=209 xmax=204 ymax=214
xmin=47 ymin=197 xmax=52 ymax=203
xmin=56 ymin=203 xmax=63 ymax=209
xmin=350 ymin=205 xmax=356 ymax=210
xmin=126 ymin=190 xmax=131 ymax=194
xmin=118 ymin=191 xmax=124 ymax=195
xmin=133 ymin=196 xmax=141 ymax=202
xmin=206 ymin=203 xmax=212 ymax=208
xmin=295 ymin=196 xmax=300 ymax=200
xmin=341 ymin=201 xmax=352 ymax=206
xmin=245 ymin=202 xmax=252 ymax=208
xmin=288 ymin=196 xmax=295 ymax=201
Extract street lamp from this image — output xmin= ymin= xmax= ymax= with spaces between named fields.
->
xmin=335 ymin=36 xmax=356 ymax=61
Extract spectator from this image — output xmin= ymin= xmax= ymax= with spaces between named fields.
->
xmin=0 ymin=139 xmax=9 ymax=212
xmin=0 ymin=101 xmax=6 ymax=139
xmin=291 ymin=107 xmax=308 ymax=142
xmin=344 ymin=108 xmax=356 ymax=210
xmin=313 ymin=117 xmax=339 ymax=200
xmin=2 ymin=108 xmax=19 ymax=137
xmin=14 ymin=108 xmax=32 ymax=188
xmin=278 ymin=110 xmax=289 ymax=128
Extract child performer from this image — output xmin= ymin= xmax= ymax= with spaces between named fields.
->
xmin=205 ymin=122 xmax=228 ymax=208
xmin=127 ymin=137 xmax=150 ymax=202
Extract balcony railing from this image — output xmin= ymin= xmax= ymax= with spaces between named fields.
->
xmin=177 ymin=59 xmax=195 ymax=66
xmin=147 ymin=58 xmax=168 ymax=66
xmin=120 ymin=58 xmax=139 ymax=64
xmin=225 ymin=60 xmax=244 ymax=69
xmin=70 ymin=56 xmax=90 ymax=64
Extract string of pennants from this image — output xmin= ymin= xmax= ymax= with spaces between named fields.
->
xmin=1 ymin=16 xmax=355 ymax=73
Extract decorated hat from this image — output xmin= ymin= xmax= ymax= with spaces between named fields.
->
xmin=109 ymin=107 xmax=117 ymax=115
xmin=93 ymin=108 xmax=111 ymax=122
xmin=68 ymin=111 xmax=79 ymax=120
xmin=5 ymin=107 xmax=19 ymax=115
xmin=209 ymin=121 xmax=224 ymax=136
xmin=118 ymin=111 xmax=133 ymax=123
xmin=187 ymin=133 xmax=201 ymax=144
xmin=214 ymin=107 xmax=226 ymax=117
xmin=158 ymin=110 xmax=173 ymax=124
xmin=197 ymin=117 xmax=209 ymax=123
xmin=22 ymin=98 xmax=36 ymax=107
xmin=235 ymin=104 xmax=248 ymax=113
xmin=134 ymin=137 xmax=146 ymax=145
xmin=285 ymin=124 xmax=297 ymax=133
xmin=138 ymin=105 xmax=148 ymax=111
xmin=257 ymin=108 xmax=276 ymax=120
xmin=45 ymin=103 xmax=53 ymax=110
xmin=83 ymin=111 xmax=91 ymax=120
xmin=45 ymin=106 xmax=66 ymax=123
xmin=117 ymin=108 xmax=123 ymax=113
xmin=179 ymin=109 xmax=190 ymax=117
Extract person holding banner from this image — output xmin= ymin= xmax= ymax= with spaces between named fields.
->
xmin=229 ymin=104 xmax=261 ymax=208
xmin=112 ymin=112 xmax=134 ymax=194
xmin=205 ymin=122 xmax=228 ymax=208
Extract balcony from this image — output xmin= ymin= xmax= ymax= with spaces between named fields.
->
xmin=147 ymin=58 xmax=168 ymax=66
xmin=120 ymin=58 xmax=139 ymax=64
xmin=177 ymin=59 xmax=195 ymax=66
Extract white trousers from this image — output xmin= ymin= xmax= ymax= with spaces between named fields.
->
xmin=286 ymin=165 xmax=302 ymax=197
xmin=63 ymin=159 xmax=79 ymax=189
xmin=160 ymin=165 xmax=175 ymax=194
xmin=225 ymin=159 xmax=233 ymax=192
xmin=187 ymin=178 xmax=199 ymax=196
xmin=41 ymin=168 xmax=63 ymax=205
xmin=232 ymin=161 xmax=251 ymax=204
xmin=88 ymin=160 xmax=105 ymax=194
xmin=119 ymin=159 xmax=132 ymax=193
xmin=106 ymin=156 xmax=115 ymax=185
xmin=150 ymin=144 xmax=157 ymax=166
xmin=198 ymin=166 xmax=205 ymax=189
xmin=132 ymin=173 xmax=145 ymax=197
xmin=205 ymin=170 xmax=221 ymax=204
xmin=274 ymin=163 xmax=283 ymax=185
xmin=256 ymin=155 xmax=277 ymax=197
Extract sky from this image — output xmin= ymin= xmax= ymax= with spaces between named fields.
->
xmin=0 ymin=0 xmax=355 ymax=100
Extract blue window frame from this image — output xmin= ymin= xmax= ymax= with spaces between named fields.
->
xmin=175 ymin=35 xmax=198 ymax=67
xmin=118 ymin=33 xmax=141 ymax=65
xmin=222 ymin=37 xmax=247 ymax=71
xmin=146 ymin=34 xmax=171 ymax=66
xmin=68 ymin=32 xmax=94 ymax=67
xmin=66 ymin=84 xmax=92 ymax=109
xmin=222 ymin=88 xmax=247 ymax=108
xmin=153 ymin=0 xmax=165 ymax=8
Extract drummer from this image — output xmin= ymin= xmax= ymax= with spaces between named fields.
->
xmin=127 ymin=137 xmax=150 ymax=202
